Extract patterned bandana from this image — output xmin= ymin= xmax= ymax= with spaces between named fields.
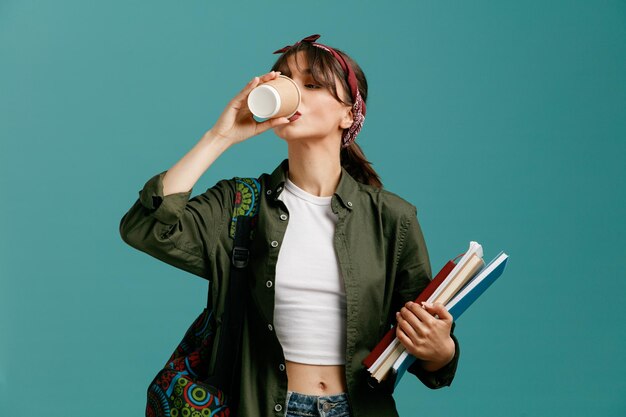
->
xmin=273 ymin=34 xmax=366 ymax=148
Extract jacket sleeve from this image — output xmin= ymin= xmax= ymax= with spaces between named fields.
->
xmin=119 ymin=170 xmax=235 ymax=279
xmin=393 ymin=205 xmax=460 ymax=389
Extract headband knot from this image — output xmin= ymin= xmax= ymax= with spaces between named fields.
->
xmin=272 ymin=34 xmax=366 ymax=148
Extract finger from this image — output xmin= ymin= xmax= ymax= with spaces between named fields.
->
xmin=406 ymin=301 xmax=438 ymax=326
xmin=398 ymin=305 xmax=429 ymax=338
xmin=396 ymin=317 xmax=423 ymax=349
xmin=255 ymin=116 xmax=291 ymax=133
xmin=259 ymin=70 xmax=281 ymax=83
xmin=232 ymin=75 xmax=263 ymax=103
xmin=395 ymin=324 xmax=416 ymax=351
xmin=421 ymin=302 xmax=453 ymax=323
xmin=396 ymin=312 xmax=421 ymax=343
xmin=232 ymin=71 xmax=282 ymax=107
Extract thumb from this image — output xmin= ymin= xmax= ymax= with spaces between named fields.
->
xmin=421 ymin=302 xmax=453 ymax=323
xmin=233 ymin=76 xmax=261 ymax=105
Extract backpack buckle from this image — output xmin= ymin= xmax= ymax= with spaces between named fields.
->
xmin=231 ymin=246 xmax=250 ymax=269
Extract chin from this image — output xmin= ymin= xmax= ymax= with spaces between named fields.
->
xmin=273 ymin=124 xmax=307 ymax=140
xmin=273 ymin=124 xmax=335 ymax=144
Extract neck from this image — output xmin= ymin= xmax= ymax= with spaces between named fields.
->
xmin=286 ymin=141 xmax=341 ymax=197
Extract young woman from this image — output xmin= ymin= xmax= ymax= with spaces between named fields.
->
xmin=120 ymin=34 xmax=460 ymax=417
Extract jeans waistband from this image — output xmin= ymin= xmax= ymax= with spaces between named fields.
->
xmin=285 ymin=390 xmax=351 ymax=416
xmin=286 ymin=390 xmax=349 ymax=403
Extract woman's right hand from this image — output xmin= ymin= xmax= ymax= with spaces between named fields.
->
xmin=209 ymin=71 xmax=291 ymax=146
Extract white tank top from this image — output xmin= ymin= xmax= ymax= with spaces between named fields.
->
xmin=274 ymin=176 xmax=347 ymax=365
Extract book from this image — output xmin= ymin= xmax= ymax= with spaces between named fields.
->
xmin=363 ymin=242 xmax=508 ymax=388
xmin=391 ymin=350 xmax=415 ymax=383
xmin=372 ymin=341 xmax=404 ymax=382
xmin=389 ymin=250 xmax=509 ymax=388
xmin=368 ymin=338 xmax=400 ymax=378
xmin=362 ymin=260 xmax=456 ymax=369
xmin=427 ymin=241 xmax=482 ymax=303
xmin=368 ymin=245 xmax=488 ymax=383
xmin=447 ymin=251 xmax=508 ymax=319
xmin=432 ymin=253 xmax=484 ymax=305
xmin=366 ymin=259 xmax=460 ymax=381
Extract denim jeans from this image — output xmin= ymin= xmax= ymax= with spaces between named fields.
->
xmin=285 ymin=390 xmax=352 ymax=417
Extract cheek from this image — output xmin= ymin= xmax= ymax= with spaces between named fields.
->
xmin=310 ymin=97 xmax=344 ymax=121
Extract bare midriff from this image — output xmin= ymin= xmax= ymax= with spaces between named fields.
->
xmin=285 ymin=360 xmax=348 ymax=395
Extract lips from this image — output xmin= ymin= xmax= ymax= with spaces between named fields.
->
xmin=288 ymin=111 xmax=301 ymax=122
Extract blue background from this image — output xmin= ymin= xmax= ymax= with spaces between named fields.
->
xmin=1 ymin=1 xmax=625 ymax=416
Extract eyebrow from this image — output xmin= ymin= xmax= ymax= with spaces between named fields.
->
xmin=284 ymin=67 xmax=313 ymax=75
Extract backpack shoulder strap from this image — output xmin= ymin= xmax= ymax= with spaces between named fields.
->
xmin=229 ymin=177 xmax=261 ymax=268
xmin=229 ymin=177 xmax=262 ymax=241
xmin=207 ymin=176 xmax=261 ymax=403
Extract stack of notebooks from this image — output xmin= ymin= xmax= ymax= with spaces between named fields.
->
xmin=363 ymin=241 xmax=508 ymax=389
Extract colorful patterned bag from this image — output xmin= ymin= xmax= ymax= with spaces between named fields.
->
xmin=146 ymin=177 xmax=262 ymax=417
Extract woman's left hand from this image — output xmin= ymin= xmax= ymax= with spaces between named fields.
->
xmin=395 ymin=301 xmax=456 ymax=372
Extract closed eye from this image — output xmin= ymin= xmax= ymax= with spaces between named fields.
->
xmin=304 ymin=84 xmax=321 ymax=89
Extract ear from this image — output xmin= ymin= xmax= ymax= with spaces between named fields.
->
xmin=340 ymin=106 xmax=354 ymax=129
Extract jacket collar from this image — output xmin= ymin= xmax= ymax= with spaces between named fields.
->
xmin=267 ymin=158 xmax=359 ymax=211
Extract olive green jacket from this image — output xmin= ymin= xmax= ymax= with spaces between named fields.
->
xmin=119 ymin=158 xmax=459 ymax=417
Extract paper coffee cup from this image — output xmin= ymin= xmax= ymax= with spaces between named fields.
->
xmin=247 ymin=75 xmax=301 ymax=119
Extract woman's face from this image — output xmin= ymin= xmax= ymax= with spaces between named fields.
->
xmin=273 ymin=51 xmax=353 ymax=145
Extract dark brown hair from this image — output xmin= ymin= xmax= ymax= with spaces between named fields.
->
xmin=270 ymin=42 xmax=383 ymax=189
